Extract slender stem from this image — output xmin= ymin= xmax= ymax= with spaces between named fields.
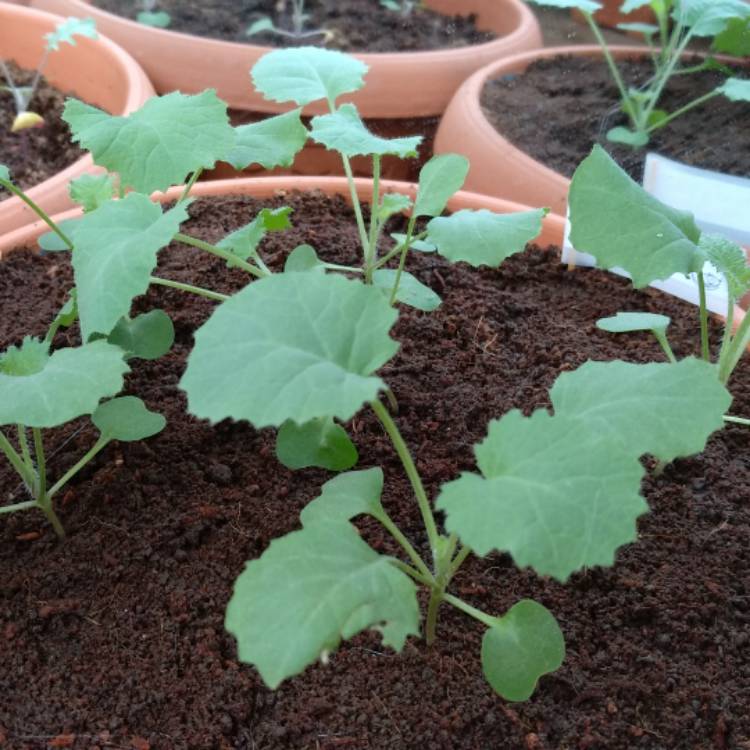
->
xmin=652 ymin=330 xmax=677 ymax=363
xmin=443 ymin=593 xmax=497 ymax=629
xmin=365 ymin=155 xmax=382 ymax=278
xmin=390 ymin=558 xmax=433 ymax=587
xmin=32 ymin=428 xmax=46 ymax=503
xmin=425 ymin=587 xmax=443 ymax=645
xmin=374 ymin=510 xmax=434 ymax=583
xmin=0 ymin=500 xmax=37 ymax=515
xmin=0 ymin=428 xmax=35 ymax=488
xmin=174 ymin=233 xmax=266 ymax=278
xmin=179 ymin=168 xmax=203 ymax=202
xmin=339 ymin=156 xmax=371 ymax=265
xmin=373 ymin=231 xmax=429 ymax=271
xmin=27 ymin=48 xmax=51 ymax=110
xmin=720 ymin=306 xmax=750 ymax=384
xmin=724 ymin=415 xmax=750 ymax=426
xmin=646 ymin=90 xmax=719 ymax=134
xmin=447 ymin=544 xmax=472 ymax=579
xmin=322 ymin=262 xmax=363 ymax=274
xmin=47 ymin=436 xmax=110 ymax=501
xmin=641 ymin=26 xmax=692 ymax=127
xmin=17 ymin=425 xmax=33 ymax=475
xmin=717 ymin=299 xmax=735 ymax=375
xmin=370 ymin=399 xmax=440 ymax=561
xmin=389 ymin=216 xmax=417 ymax=306
xmin=0 ymin=179 xmax=74 ymax=249
xmin=42 ymin=504 xmax=65 ymax=538
xmin=697 ymin=272 xmax=710 ymax=361
xmin=150 ymin=275 xmax=229 ymax=302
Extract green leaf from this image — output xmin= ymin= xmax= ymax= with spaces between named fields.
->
xmin=284 ymin=244 xmax=325 ymax=273
xmin=92 ymin=396 xmax=165 ymax=441
xmin=436 ymin=409 xmax=647 ymax=581
xmin=0 ymin=340 xmax=128 ymax=428
xmin=569 ymin=145 xmax=702 ymax=288
xmin=181 ymin=273 xmax=399 ymax=428
xmin=300 ymin=468 xmax=385 ymax=526
xmin=481 ymin=600 xmax=565 ymax=702
xmin=550 ymin=358 xmax=732 ymax=463
xmin=217 ymin=207 xmax=293 ymax=266
xmin=677 ymin=0 xmax=750 ymax=37
xmin=713 ymin=16 xmax=750 ymax=55
xmin=616 ymin=22 xmax=660 ymax=34
xmin=38 ymin=219 xmax=79 ymax=252
xmin=310 ymin=104 xmax=421 ymax=158
xmin=276 ymin=417 xmax=358 ymax=471
xmin=225 ymin=520 xmax=420 ymax=688
xmin=716 ymin=77 xmax=750 ymax=102
xmin=426 ymin=209 xmax=545 ymax=268
xmin=227 ymin=110 xmax=308 ymax=171
xmin=68 ymin=173 xmax=116 ymax=213
xmin=106 ymin=309 xmax=175 ymax=361
xmin=0 ymin=337 xmax=50 ymax=377
xmin=49 ymin=292 xmax=79 ymax=332
xmin=246 ymin=17 xmax=276 ymax=35
xmin=45 ymin=17 xmax=97 ymax=51
xmin=373 ymin=269 xmax=442 ymax=311
xmin=699 ymin=234 xmax=750 ymax=301
xmin=72 ymin=193 xmax=190 ymax=340
xmin=390 ymin=233 xmax=436 ymax=253
xmin=606 ymin=126 xmax=650 ymax=147
xmin=413 ymin=154 xmax=469 ymax=218
xmin=137 ymin=10 xmax=171 ymax=27
xmin=378 ymin=194 xmax=412 ymax=221
xmin=0 ymin=164 xmax=10 ymax=183
xmin=64 ymin=91 xmax=235 ymax=193
xmin=252 ymin=47 xmax=368 ymax=106
xmin=525 ymin=0 xmax=603 ymax=12
xmin=596 ymin=311 xmax=671 ymax=334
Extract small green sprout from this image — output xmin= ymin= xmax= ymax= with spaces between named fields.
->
xmin=379 ymin=0 xmax=423 ymax=16
xmin=246 ymin=0 xmax=331 ymax=42
xmin=136 ymin=0 xmax=171 ymax=28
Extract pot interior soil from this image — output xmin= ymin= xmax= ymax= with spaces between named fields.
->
xmin=0 ymin=62 xmax=84 ymax=192
xmin=482 ymin=56 xmax=750 ymax=182
xmin=90 ymin=0 xmax=495 ymax=53
xmin=1 ymin=192 xmax=749 ymax=749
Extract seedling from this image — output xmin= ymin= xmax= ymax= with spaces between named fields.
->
xmin=137 ymin=0 xmax=171 ymax=28
xmin=246 ymin=0 xmax=330 ymax=42
xmin=527 ymin=0 xmax=750 ymax=146
xmin=0 ymin=17 xmax=97 ymax=133
xmin=379 ymin=0 xmax=422 ymax=16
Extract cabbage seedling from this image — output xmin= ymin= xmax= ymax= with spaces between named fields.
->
xmin=137 ymin=0 xmax=171 ymax=28
xmin=526 ymin=0 xmax=750 ymax=146
xmin=0 ymin=17 xmax=97 ymax=133
xmin=246 ymin=0 xmax=330 ymax=42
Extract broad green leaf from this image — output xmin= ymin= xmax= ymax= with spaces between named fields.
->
xmin=0 ymin=340 xmax=127 ymax=428
xmin=481 ymin=600 xmax=565 ymax=702
xmin=569 ymin=146 xmax=702 ymax=288
xmin=596 ymin=311 xmax=671 ymax=334
xmin=227 ymin=110 xmax=308 ymax=170
xmin=0 ymin=164 xmax=10 ymax=182
xmin=378 ymin=194 xmax=412 ymax=221
xmin=713 ymin=16 xmax=750 ymax=55
xmin=68 ymin=173 xmax=115 ymax=213
xmin=137 ymin=10 xmax=171 ymax=27
xmin=699 ymin=234 xmax=750 ymax=301
xmin=390 ymin=233 xmax=436 ymax=253
xmin=217 ymin=207 xmax=293 ymax=265
xmin=72 ymin=193 xmax=190 ymax=340
xmin=92 ymin=396 xmax=165 ymax=441
xmin=64 ymin=91 xmax=235 ymax=193
xmin=300 ymin=468 xmax=385 ymax=526
xmin=606 ymin=126 xmax=649 ymax=147
xmin=38 ymin=219 xmax=79 ymax=252
xmin=45 ymin=17 xmax=97 ymax=51
xmin=426 ymin=209 xmax=545 ymax=268
xmin=310 ymin=104 xmax=421 ymax=158
xmin=717 ymin=77 xmax=750 ymax=102
xmin=181 ymin=273 xmax=399 ymax=428
xmin=252 ymin=47 xmax=368 ymax=106
xmin=413 ymin=154 xmax=469 ymax=218
xmin=436 ymin=409 xmax=647 ymax=581
xmin=276 ymin=417 xmax=358 ymax=471
xmin=676 ymin=0 xmax=750 ymax=37
xmin=550 ymin=358 xmax=731 ymax=463
xmin=225 ymin=520 xmax=420 ymax=688
xmin=373 ymin=269 xmax=442 ymax=311
xmin=106 ymin=309 xmax=174 ymax=361
xmin=0 ymin=337 xmax=50 ymax=377
xmin=525 ymin=0 xmax=603 ymax=12
xmin=284 ymin=244 xmax=325 ymax=273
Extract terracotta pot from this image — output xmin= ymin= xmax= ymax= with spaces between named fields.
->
xmin=572 ymin=0 xmax=655 ymax=29
xmin=0 ymin=4 xmax=155 ymax=235
xmin=30 ymin=0 xmax=542 ymax=118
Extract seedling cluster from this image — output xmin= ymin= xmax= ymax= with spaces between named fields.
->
xmin=1 ymin=44 xmax=747 ymax=703
xmin=247 ymin=0 xmax=331 ymax=43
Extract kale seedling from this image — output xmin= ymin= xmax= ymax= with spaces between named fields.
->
xmin=527 ymin=0 xmax=750 ymax=146
xmin=247 ymin=0 xmax=331 ymax=42
xmin=0 ymin=17 xmax=98 ymax=133
xmin=137 ymin=0 xmax=171 ymax=28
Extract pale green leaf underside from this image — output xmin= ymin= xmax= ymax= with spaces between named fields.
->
xmin=436 ymin=409 xmax=647 ymax=582
xmin=597 ymin=311 xmax=671 ymax=334
xmin=550 ymin=358 xmax=731 ymax=463
xmin=427 ymin=209 xmax=545 ymax=268
xmin=45 ymin=17 xmax=97 ymax=51
xmin=225 ymin=520 xmax=419 ymax=689
xmin=227 ymin=109 xmax=308 ymax=170
xmin=413 ymin=154 xmax=469 ymax=218
xmin=717 ymin=77 xmax=750 ymax=102
xmin=310 ymin=104 xmax=421 ymax=158
xmin=300 ymin=467 xmax=385 ymax=526
xmin=72 ymin=193 xmax=189 ymax=340
xmin=699 ymin=233 xmax=750 ymax=301
xmin=481 ymin=600 xmax=565 ymax=702
xmin=252 ymin=46 xmax=368 ymax=106
xmin=569 ymin=146 xmax=702 ymax=288
xmin=0 ymin=164 xmax=10 ymax=182
xmin=0 ymin=341 xmax=128 ymax=428
xmin=373 ymin=269 xmax=441 ymax=311
xmin=276 ymin=417 xmax=358 ymax=471
xmin=64 ymin=90 xmax=235 ymax=193
xmin=181 ymin=273 xmax=399 ymax=428
xmin=92 ymin=396 xmax=165 ymax=442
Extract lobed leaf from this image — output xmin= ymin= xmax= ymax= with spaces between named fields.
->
xmin=217 ymin=207 xmax=293 ymax=265
xmin=276 ymin=417 xmax=358 ymax=471
xmin=378 ymin=193 xmax=412 ymax=221
xmin=413 ymin=154 xmax=469 ymax=218
xmin=68 ymin=173 xmax=116 ymax=213
xmin=676 ymin=0 xmax=750 ymax=37
xmin=698 ymin=234 xmax=750 ymax=301
xmin=92 ymin=396 xmax=165 ymax=441
xmin=227 ymin=110 xmax=308 ymax=170
xmin=45 ymin=17 xmax=97 ymax=51
xmin=106 ymin=310 xmax=175 ymax=361
xmin=300 ymin=468 xmax=385 ymax=526
xmin=225 ymin=520 xmax=420 ymax=688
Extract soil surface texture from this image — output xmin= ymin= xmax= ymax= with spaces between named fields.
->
xmin=1 ymin=192 xmax=749 ymax=749
xmin=482 ymin=56 xmax=750 ymax=182
xmin=0 ymin=62 xmax=83 ymax=192
xmin=91 ymin=0 xmax=495 ymax=53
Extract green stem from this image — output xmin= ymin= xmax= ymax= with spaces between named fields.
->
xmin=641 ymin=27 xmax=692 ymax=127
xmin=724 ymin=415 xmax=750 ymax=426
xmin=646 ymin=90 xmax=719 ymax=134
xmin=47 ymin=436 xmax=110 ymax=501
xmin=17 ymin=425 xmax=33 ymax=476
xmin=0 ymin=179 xmax=74 ymax=249
xmin=447 ymin=544 xmax=472 ymax=579
xmin=174 ymin=233 xmax=266 ymax=278
xmin=443 ymin=593 xmax=497 ymax=629
xmin=389 ymin=215 xmax=417 ymax=306
xmin=719 ymin=306 xmax=750 ymax=384
xmin=0 ymin=500 xmax=37 ymax=515
xmin=0 ymin=428 xmax=35 ymax=488
xmin=365 ymin=155 xmax=382 ymax=279
xmin=371 ymin=399 xmax=440 ymax=562
xmin=697 ymin=272 xmax=710 ymax=361
xmin=373 ymin=231 xmax=429 ymax=271
xmin=425 ymin=587 xmax=443 ymax=645
xmin=390 ymin=558 xmax=433 ymax=586
xmin=339 ymin=155 xmax=371 ymax=263
xmin=150 ymin=276 xmax=229 ymax=302
xmin=32 ymin=428 xmax=46 ymax=503
xmin=322 ymin=262 xmax=363 ymax=274
xmin=717 ymin=299 xmax=735 ymax=374
xmin=374 ymin=509 xmax=434 ymax=583
xmin=179 ymin=168 xmax=203 ymax=202
xmin=652 ymin=330 xmax=677 ymax=363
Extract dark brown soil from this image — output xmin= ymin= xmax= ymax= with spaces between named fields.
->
xmin=0 ymin=62 xmax=84 ymax=192
xmin=482 ymin=56 xmax=750 ymax=182
xmin=1 ymin=192 xmax=749 ymax=750
xmin=91 ymin=0 xmax=495 ymax=53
